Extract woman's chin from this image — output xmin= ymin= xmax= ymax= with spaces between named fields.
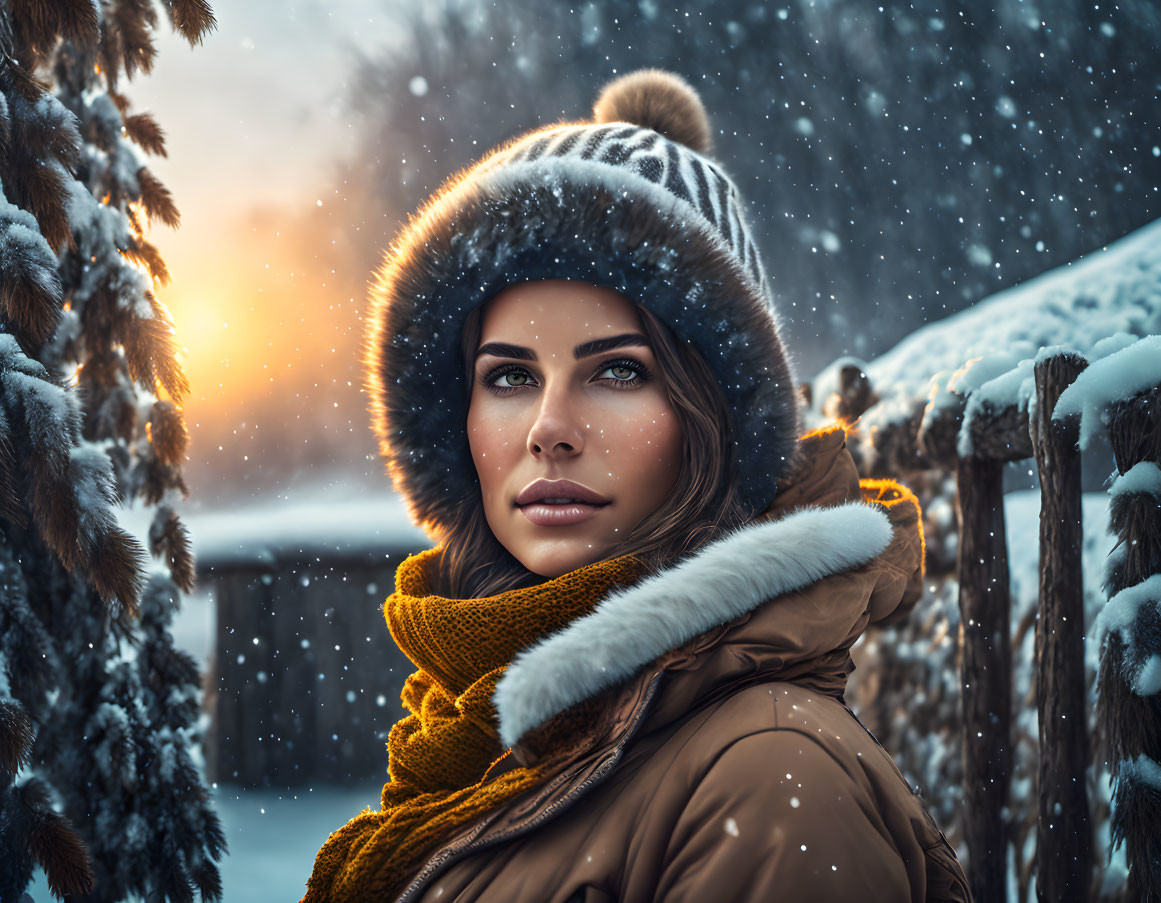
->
xmin=515 ymin=539 xmax=611 ymax=579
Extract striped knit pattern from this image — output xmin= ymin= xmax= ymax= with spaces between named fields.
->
xmin=480 ymin=122 xmax=768 ymax=297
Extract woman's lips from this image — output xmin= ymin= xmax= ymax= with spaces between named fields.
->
xmin=518 ymin=501 xmax=608 ymax=526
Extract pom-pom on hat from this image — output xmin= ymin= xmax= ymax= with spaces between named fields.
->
xmin=365 ymin=68 xmax=801 ymax=539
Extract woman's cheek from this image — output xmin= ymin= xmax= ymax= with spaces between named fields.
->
xmin=604 ymin=406 xmax=681 ymax=483
xmin=629 ymin=402 xmax=680 ymax=457
xmin=467 ymin=408 xmax=508 ymax=496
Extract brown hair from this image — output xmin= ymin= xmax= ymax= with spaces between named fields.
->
xmin=436 ymin=297 xmax=751 ymax=599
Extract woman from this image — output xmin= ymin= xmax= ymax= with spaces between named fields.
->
xmin=303 ymin=69 xmax=971 ymax=902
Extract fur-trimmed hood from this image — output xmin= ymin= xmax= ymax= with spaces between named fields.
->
xmin=363 ymin=70 xmax=801 ymax=538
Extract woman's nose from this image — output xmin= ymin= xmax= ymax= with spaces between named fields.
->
xmin=526 ymin=385 xmax=584 ymax=458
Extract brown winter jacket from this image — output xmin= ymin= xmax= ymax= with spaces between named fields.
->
xmin=390 ymin=427 xmax=972 ymax=903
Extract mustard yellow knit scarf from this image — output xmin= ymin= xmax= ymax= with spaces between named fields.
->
xmin=300 ymin=547 xmax=649 ymax=903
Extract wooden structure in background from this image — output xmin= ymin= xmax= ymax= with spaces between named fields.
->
xmin=193 ymin=510 xmax=426 ymax=789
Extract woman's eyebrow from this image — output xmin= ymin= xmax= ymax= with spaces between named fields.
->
xmin=475 ymin=333 xmax=651 ymax=362
xmin=475 ymin=341 xmax=535 ymax=362
xmin=573 ymin=332 xmax=651 ymax=359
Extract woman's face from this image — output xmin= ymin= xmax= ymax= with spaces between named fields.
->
xmin=467 ymin=280 xmax=683 ymax=579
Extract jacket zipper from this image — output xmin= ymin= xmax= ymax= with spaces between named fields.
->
xmin=394 ymin=672 xmax=664 ymax=903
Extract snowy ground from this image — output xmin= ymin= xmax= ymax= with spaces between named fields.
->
xmin=206 ymin=784 xmax=380 ymax=897
xmin=208 ymin=784 xmax=385 ymax=900
xmin=27 ymin=782 xmax=383 ymax=902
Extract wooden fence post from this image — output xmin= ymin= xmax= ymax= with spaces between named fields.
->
xmin=1030 ymin=352 xmax=1091 ymax=902
xmin=956 ymin=454 xmax=1012 ymax=903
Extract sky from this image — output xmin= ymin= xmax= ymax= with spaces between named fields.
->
xmin=121 ymin=0 xmax=407 ymax=506
xmin=128 ymin=0 xmax=406 ymax=208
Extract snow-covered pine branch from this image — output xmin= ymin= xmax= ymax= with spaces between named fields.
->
xmin=0 ymin=3 xmax=221 ymax=901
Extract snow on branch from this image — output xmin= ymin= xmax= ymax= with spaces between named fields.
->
xmin=1121 ymin=754 xmax=1161 ymax=792
xmin=0 ymin=335 xmax=146 ymax=612
xmin=0 ymin=183 xmax=63 ymax=345
xmin=1110 ymin=463 xmax=1161 ymax=500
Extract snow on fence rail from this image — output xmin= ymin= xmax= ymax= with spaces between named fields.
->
xmin=808 ymin=218 xmax=1161 ymax=481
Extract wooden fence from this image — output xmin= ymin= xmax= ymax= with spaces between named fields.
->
xmin=828 ymin=342 xmax=1161 ymax=902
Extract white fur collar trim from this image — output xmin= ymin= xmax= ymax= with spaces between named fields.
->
xmin=492 ymin=502 xmax=893 ymax=748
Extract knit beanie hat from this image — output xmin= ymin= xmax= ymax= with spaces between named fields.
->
xmin=365 ymin=68 xmax=801 ymax=538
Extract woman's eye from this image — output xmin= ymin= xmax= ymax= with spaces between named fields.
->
xmin=491 ymin=369 xmax=532 ymax=387
xmin=597 ymin=363 xmax=641 ymax=382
